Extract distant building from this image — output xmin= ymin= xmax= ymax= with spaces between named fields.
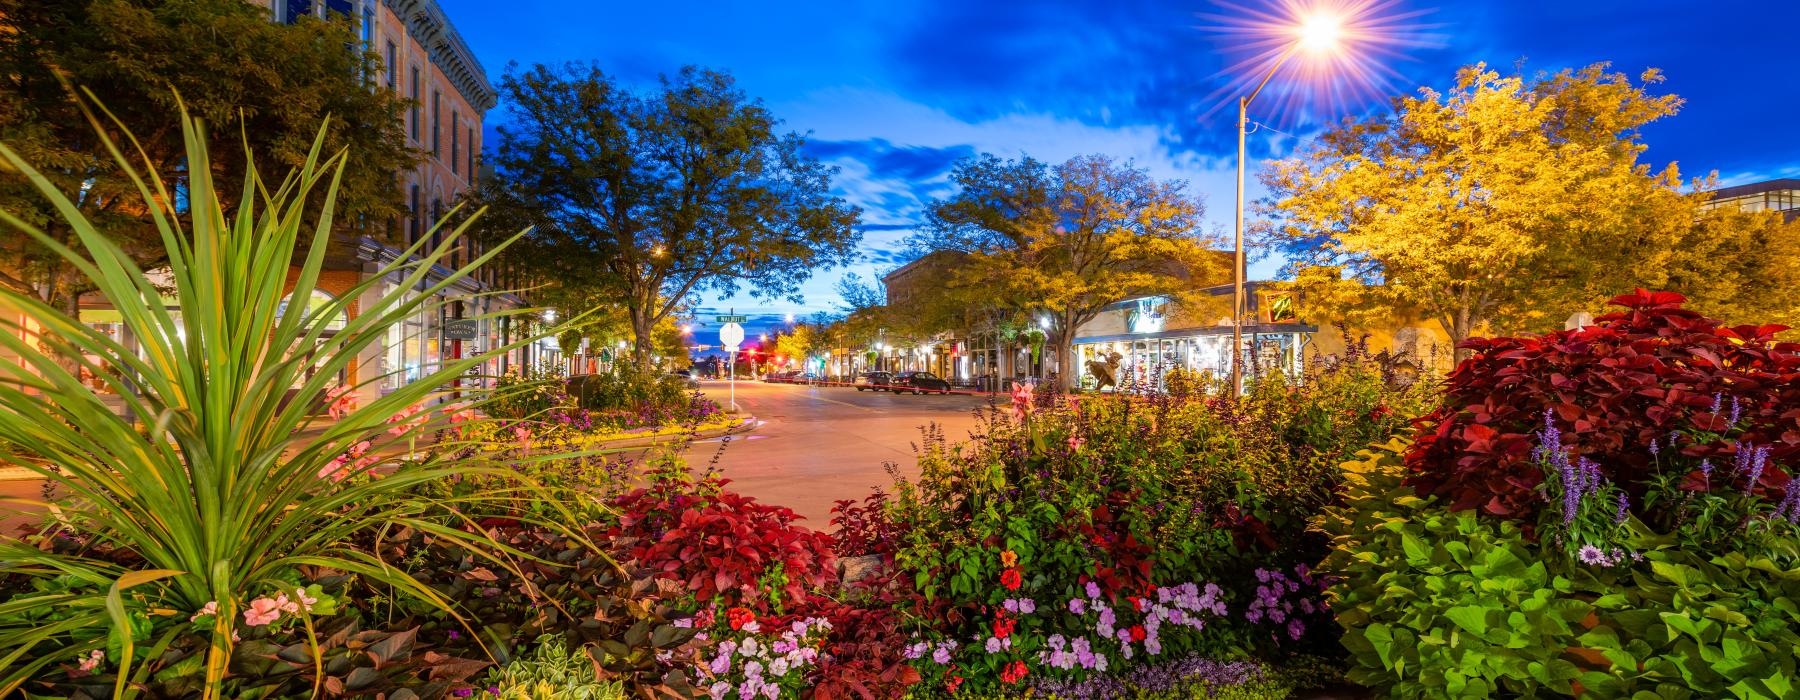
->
xmin=1701 ymin=178 xmax=1800 ymax=221
xmin=1068 ymin=284 xmax=1314 ymax=391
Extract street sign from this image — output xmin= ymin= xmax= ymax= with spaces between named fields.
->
xmin=715 ymin=315 xmax=748 ymax=323
xmin=442 ymin=318 xmax=479 ymax=340
xmin=719 ymin=322 xmax=745 ymax=349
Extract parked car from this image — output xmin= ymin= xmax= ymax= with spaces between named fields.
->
xmin=764 ymin=370 xmax=800 ymax=383
xmin=797 ymin=372 xmax=822 ymax=384
xmin=891 ymin=371 xmax=952 ymax=394
xmin=669 ymin=369 xmax=699 ymax=388
xmin=853 ymin=371 xmax=892 ymax=392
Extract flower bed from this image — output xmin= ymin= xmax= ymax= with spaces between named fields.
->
xmin=1320 ymin=291 xmax=1800 ymax=698
xmin=870 ymin=349 xmax=1434 ymax=696
xmin=473 ymin=365 xmax=729 ymax=447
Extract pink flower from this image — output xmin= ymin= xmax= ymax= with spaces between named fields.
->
xmin=1066 ymin=434 xmax=1085 ymax=452
xmin=386 ymin=402 xmax=426 ymax=437
xmin=190 ymin=601 xmax=218 ymax=622
xmin=445 ymin=403 xmax=479 ymax=435
xmin=512 ymin=426 xmax=532 ymax=444
xmin=324 ymin=384 xmax=358 ymax=420
xmin=1011 ymin=383 xmax=1035 ymax=421
xmin=275 ymin=593 xmax=298 ymax=614
xmin=320 ymin=440 xmax=374 ymax=482
xmin=77 ymin=649 xmax=103 ymax=672
xmin=293 ymin=588 xmax=318 ymax=611
xmin=243 ymin=596 xmax=284 ymax=626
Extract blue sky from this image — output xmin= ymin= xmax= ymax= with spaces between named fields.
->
xmin=442 ymin=0 xmax=1800 ymax=341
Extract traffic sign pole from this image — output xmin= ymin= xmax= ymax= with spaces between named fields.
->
xmin=719 ymin=312 xmax=745 ymax=413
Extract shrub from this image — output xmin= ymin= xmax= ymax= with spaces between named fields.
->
xmin=1321 ymin=439 xmax=1800 ymax=698
xmin=477 ymin=635 xmax=625 ymax=700
xmin=488 ymin=362 xmax=575 ymax=422
xmin=608 ymin=459 xmax=837 ymax=615
xmin=1406 ymin=289 xmax=1800 ymax=519
xmin=568 ymin=368 xmax=688 ymax=414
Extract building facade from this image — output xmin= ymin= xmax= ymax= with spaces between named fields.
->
xmin=1067 ymin=284 xmax=1315 ymax=392
xmin=244 ymin=1 xmax=528 ymax=403
xmin=1700 ymin=178 xmax=1800 ymax=221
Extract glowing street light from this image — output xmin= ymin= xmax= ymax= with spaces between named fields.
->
xmin=680 ymin=324 xmax=693 ymax=335
xmin=1202 ymin=1 xmax=1435 ymax=393
xmin=784 ymin=313 xmax=795 ymax=324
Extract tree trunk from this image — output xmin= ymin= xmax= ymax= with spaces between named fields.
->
xmin=1450 ymin=306 xmax=1474 ymax=365
xmin=629 ymin=304 xmax=655 ymax=371
xmin=1055 ymin=336 xmax=1075 ymax=391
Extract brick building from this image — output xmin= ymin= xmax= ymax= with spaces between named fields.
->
xmin=32 ymin=0 xmax=532 ymax=409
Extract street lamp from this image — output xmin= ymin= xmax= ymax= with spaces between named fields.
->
xmin=1230 ymin=10 xmax=1344 ymax=394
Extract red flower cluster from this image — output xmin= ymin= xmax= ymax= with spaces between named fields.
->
xmin=999 ymin=568 xmax=1022 ymax=591
xmin=726 ymin=606 xmax=756 ymax=631
xmin=992 ymin=614 xmax=1017 ymax=640
xmin=1407 ymin=290 xmax=1800 ymax=518
xmin=999 ymin=660 xmax=1029 ymax=684
xmin=945 ymin=674 xmax=964 ymax=693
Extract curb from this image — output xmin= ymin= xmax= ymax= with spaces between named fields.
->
xmin=582 ymin=415 xmax=758 ymax=450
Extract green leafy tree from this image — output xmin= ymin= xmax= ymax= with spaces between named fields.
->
xmin=0 ymin=0 xmax=414 ymax=314
xmin=467 ymin=63 xmax=861 ymax=370
xmin=772 ymin=323 xmax=815 ymax=367
xmin=1260 ymin=63 xmax=1713 ymax=360
xmin=913 ymin=154 xmax=1223 ymax=388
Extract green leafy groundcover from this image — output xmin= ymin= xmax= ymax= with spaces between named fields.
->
xmin=1319 ymin=440 xmax=1800 ymax=699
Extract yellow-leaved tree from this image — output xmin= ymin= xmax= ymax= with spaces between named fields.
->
xmin=1261 ymin=62 xmax=1800 ymax=358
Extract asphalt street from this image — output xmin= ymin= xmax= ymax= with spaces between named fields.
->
xmin=0 ymin=379 xmax=1000 ymax=534
xmin=647 ymin=379 xmax=997 ymax=525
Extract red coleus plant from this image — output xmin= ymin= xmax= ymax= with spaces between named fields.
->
xmin=609 ymin=473 xmax=837 ymax=613
xmin=1074 ymin=495 xmax=1156 ymax=597
xmin=1406 ymin=289 xmax=1800 ymax=519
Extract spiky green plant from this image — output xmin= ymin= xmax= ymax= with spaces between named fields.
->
xmin=0 ymin=102 xmax=580 ymax=696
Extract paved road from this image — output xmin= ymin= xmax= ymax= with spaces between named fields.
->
xmin=647 ymin=379 xmax=997 ymax=525
xmin=0 ymin=380 xmax=998 ymax=533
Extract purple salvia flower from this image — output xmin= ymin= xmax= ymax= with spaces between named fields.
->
xmin=1561 ymin=455 xmax=1582 ymax=524
xmin=1614 ymin=491 xmax=1629 ymax=524
xmin=1745 ymin=446 xmax=1769 ymax=494
xmin=1649 ymin=438 xmax=1660 ymax=457
xmin=1728 ymin=396 xmax=1743 ymax=427
xmin=1774 ymin=483 xmax=1800 ymax=523
xmin=1710 ymin=392 xmax=1723 ymax=415
xmin=1700 ymin=458 xmax=1714 ymax=486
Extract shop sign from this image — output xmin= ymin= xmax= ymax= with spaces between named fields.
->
xmin=443 ymin=318 xmax=479 ymax=340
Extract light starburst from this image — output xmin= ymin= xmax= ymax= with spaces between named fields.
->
xmin=1199 ymin=0 xmax=1443 ymax=121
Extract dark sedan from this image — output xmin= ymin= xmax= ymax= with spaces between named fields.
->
xmin=890 ymin=371 xmax=951 ymax=394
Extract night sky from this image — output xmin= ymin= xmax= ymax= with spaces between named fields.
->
xmin=439 ymin=0 xmax=1800 ymax=342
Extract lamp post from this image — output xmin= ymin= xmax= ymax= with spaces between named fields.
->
xmin=1230 ymin=13 xmax=1342 ymax=394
